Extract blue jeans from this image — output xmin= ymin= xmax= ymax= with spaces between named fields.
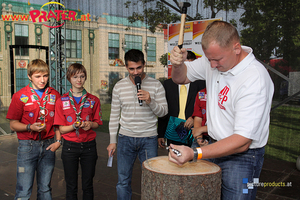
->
xmin=15 ymin=138 xmax=55 ymax=200
xmin=208 ymin=147 xmax=265 ymax=200
xmin=116 ymin=134 xmax=158 ymax=200
xmin=61 ymin=139 xmax=98 ymax=200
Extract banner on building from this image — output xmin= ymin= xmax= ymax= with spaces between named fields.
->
xmin=167 ymin=18 xmax=222 ymax=78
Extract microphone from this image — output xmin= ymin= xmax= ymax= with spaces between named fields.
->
xmin=135 ymin=76 xmax=143 ymax=106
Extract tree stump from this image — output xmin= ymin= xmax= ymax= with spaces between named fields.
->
xmin=142 ymin=156 xmax=221 ymax=200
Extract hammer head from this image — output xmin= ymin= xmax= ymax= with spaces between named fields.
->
xmin=179 ymin=2 xmax=191 ymax=14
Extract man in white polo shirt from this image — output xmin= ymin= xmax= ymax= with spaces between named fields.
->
xmin=168 ymin=21 xmax=274 ymax=200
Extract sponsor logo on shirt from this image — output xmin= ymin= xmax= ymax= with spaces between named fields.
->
xmin=61 ymin=97 xmax=70 ymax=101
xmin=199 ymin=92 xmax=207 ymax=101
xmin=67 ymin=116 xmax=73 ymax=122
xmin=84 ymin=101 xmax=90 ymax=108
xmin=49 ymin=94 xmax=56 ymax=103
xmin=218 ymin=86 xmax=229 ymax=110
xmin=63 ymin=101 xmax=70 ymax=107
xmin=20 ymin=94 xmax=29 ymax=103
xmin=90 ymin=101 xmax=95 ymax=108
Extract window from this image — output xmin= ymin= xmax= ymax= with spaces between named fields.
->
xmin=65 ymin=29 xmax=82 ymax=58
xmin=109 ymin=33 xmax=119 ymax=59
xmin=15 ymin=24 xmax=28 ymax=56
xmin=147 ymin=37 xmax=156 ymax=62
xmin=147 ymin=73 xmax=156 ymax=79
xmin=124 ymin=34 xmax=142 ymax=52
xmin=50 ymin=29 xmax=82 ymax=58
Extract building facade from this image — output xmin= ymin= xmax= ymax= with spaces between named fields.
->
xmin=0 ymin=1 xmax=166 ymax=109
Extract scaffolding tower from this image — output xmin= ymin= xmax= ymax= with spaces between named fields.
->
xmin=48 ymin=0 xmax=67 ymax=94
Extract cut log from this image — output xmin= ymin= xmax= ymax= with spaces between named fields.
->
xmin=142 ymin=156 xmax=221 ymax=200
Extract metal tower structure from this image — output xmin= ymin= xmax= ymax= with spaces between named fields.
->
xmin=48 ymin=0 xmax=67 ymax=94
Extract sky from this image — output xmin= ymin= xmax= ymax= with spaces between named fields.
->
xmin=14 ymin=0 xmax=245 ymax=32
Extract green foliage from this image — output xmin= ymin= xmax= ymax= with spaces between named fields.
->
xmin=125 ymin=0 xmax=244 ymax=33
xmin=158 ymin=77 xmax=168 ymax=85
xmin=159 ymin=53 xmax=168 ymax=67
xmin=203 ymin=0 xmax=243 ymax=18
xmin=126 ymin=1 xmax=181 ymax=33
xmin=240 ymin=0 xmax=300 ymax=69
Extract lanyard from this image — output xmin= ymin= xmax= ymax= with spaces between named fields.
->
xmin=29 ymin=83 xmax=49 ymax=121
xmin=68 ymin=88 xmax=87 ymax=121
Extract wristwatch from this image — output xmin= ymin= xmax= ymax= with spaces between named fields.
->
xmin=56 ymin=140 xmax=62 ymax=144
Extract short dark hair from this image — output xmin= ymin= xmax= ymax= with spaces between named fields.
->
xmin=66 ymin=63 xmax=87 ymax=82
xmin=124 ymin=49 xmax=145 ymax=66
xmin=187 ymin=51 xmax=197 ymax=61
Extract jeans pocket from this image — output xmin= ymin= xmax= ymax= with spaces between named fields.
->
xmin=18 ymin=142 xmax=33 ymax=153
xmin=119 ymin=133 xmax=125 ymax=138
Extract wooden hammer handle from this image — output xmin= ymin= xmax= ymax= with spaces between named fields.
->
xmin=178 ymin=14 xmax=186 ymax=49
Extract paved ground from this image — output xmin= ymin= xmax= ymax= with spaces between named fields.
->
xmin=0 ymin=111 xmax=299 ymax=199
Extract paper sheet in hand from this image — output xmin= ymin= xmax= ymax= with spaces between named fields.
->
xmin=107 ymin=156 xmax=113 ymax=167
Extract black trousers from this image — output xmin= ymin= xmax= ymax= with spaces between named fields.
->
xmin=61 ymin=139 xmax=98 ymax=200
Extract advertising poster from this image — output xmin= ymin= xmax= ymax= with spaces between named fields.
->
xmin=167 ymin=18 xmax=222 ymax=78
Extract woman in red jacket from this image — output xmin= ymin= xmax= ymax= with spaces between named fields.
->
xmin=54 ymin=63 xmax=102 ymax=200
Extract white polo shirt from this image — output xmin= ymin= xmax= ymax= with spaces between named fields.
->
xmin=186 ymin=46 xmax=274 ymax=149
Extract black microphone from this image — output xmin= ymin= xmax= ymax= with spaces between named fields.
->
xmin=135 ymin=76 xmax=143 ymax=106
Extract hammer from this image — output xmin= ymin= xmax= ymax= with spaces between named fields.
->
xmin=178 ymin=2 xmax=191 ymax=49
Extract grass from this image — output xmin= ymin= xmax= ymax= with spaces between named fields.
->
xmin=97 ymin=103 xmax=300 ymax=163
xmin=95 ymin=103 xmax=111 ymax=134
xmin=267 ymin=105 xmax=300 ymax=163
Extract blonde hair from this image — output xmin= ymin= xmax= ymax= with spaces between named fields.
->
xmin=66 ymin=63 xmax=87 ymax=82
xmin=27 ymin=59 xmax=49 ymax=77
xmin=202 ymin=21 xmax=240 ymax=50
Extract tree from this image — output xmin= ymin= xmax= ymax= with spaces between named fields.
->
xmin=159 ymin=53 xmax=168 ymax=67
xmin=125 ymin=0 xmax=243 ymax=33
xmin=124 ymin=0 xmax=202 ymax=33
xmin=240 ymin=0 xmax=300 ymax=69
xmin=203 ymin=0 xmax=242 ymax=18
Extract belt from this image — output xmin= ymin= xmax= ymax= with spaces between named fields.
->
xmin=63 ymin=139 xmax=96 ymax=148
xmin=209 ymin=136 xmax=217 ymax=143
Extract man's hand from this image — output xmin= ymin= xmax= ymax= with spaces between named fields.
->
xmin=192 ymin=126 xmax=205 ymax=138
xmin=138 ymin=89 xmax=151 ymax=104
xmin=158 ymin=138 xmax=165 ymax=148
xmin=107 ymin=143 xmax=117 ymax=157
xmin=170 ymin=46 xmax=187 ymax=68
xmin=46 ymin=141 xmax=61 ymax=152
xmin=195 ymin=136 xmax=209 ymax=147
xmin=184 ymin=117 xmax=194 ymax=130
xmin=168 ymin=144 xmax=194 ymax=165
xmin=31 ymin=122 xmax=46 ymax=132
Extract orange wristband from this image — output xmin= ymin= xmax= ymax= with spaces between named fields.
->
xmin=196 ymin=147 xmax=202 ymax=160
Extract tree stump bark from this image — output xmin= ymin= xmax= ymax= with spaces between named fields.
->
xmin=142 ymin=156 xmax=221 ymax=200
